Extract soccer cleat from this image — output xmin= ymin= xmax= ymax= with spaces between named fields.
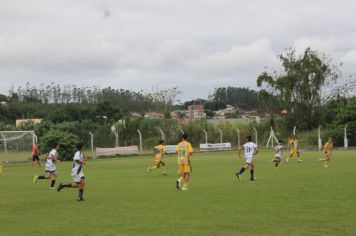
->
xmin=49 ymin=187 xmax=55 ymax=190
xmin=324 ymin=164 xmax=328 ymax=168
xmin=235 ymin=173 xmax=241 ymax=181
xmin=176 ymin=180 xmax=180 ymax=190
xmin=147 ymin=167 xmax=151 ymax=173
xmin=250 ymin=177 xmax=257 ymax=181
xmin=297 ymin=160 xmax=303 ymax=163
xmin=182 ymin=187 xmax=188 ymax=191
xmin=162 ymin=173 xmax=168 ymax=176
xmin=57 ymin=183 xmax=64 ymax=192
xmin=77 ymin=198 xmax=85 ymax=202
xmin=33 ymin=175 xmax=39 ymax=184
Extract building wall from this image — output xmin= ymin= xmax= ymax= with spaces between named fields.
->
xmin=16 ymin=119 xmax=43 ymax=127
xmin=187 ymin=105 xmax=205 ymax=119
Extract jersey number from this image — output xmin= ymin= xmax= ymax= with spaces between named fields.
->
xmin=179 ymin=150 xmax=186 ymax=158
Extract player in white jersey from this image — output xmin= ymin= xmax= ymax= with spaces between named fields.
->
xmin=57 ymin=142 xmax=87 ymax=201
xmin=33 ymin=143 xmax=60 ymax=189
xmin=272 ymin=141 xmax=284 ymax=168
xmin=236 ymin=136 xmax=259 ymax=181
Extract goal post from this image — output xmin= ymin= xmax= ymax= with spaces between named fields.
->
xmin=0 ymin=131 xmax=36 ymax=163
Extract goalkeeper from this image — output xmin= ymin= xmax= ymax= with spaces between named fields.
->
xmin=31 ymin=142 xmax=43 ymax=167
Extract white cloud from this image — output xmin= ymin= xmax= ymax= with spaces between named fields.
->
xmin=342 ymin=50 xmax=356 ymax=63
xmin=190 ymin=39 xmax=277 ymax=76
xmin=294 ymin=37 xmax=336 ymax=55
xmin=341 ymin=50 xmax=356 ymax=76
xmin=0 ymin=0 xmax=355 ymax=100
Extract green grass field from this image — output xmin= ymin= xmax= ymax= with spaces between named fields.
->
xmin=1 ymin=150 xmax=356 ymax=236
xmin=0 ymin=151 xmax=33 ymax=162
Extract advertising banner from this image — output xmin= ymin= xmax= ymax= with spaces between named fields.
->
xmin=200 ymin=143 xmax=232 ymax=152
xmin=165 ymin=145 xmax=178 ymax=154
xmin=96 ymin=146 xmax=139 ymax=157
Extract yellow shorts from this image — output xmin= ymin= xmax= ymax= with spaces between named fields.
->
xmin=154 ymin=157 xmax=162 ymax=165
xmin=178 ymin=164 xmax=191 ymax=174
xmin=290 ymin=148 xmax=297 ymax=155
xmin=325 ymin=151 xmax=332 ymax=159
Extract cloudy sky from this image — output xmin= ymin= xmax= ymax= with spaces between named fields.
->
xmin=1 ymin=0 xmax=356 ymax=100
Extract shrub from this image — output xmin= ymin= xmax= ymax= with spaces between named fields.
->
xmin=40 ymin=130 xmax=79 ymax=160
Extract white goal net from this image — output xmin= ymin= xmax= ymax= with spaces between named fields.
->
xmin=0 ymin=131 xmax=37 ymax=163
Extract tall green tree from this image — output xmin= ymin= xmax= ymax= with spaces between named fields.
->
xmin=213 ymin=87 xmax=259 ymax=109
xmin=257 ymin=47 xmax=342 ymax=130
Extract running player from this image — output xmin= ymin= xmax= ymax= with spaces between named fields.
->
xmin=31 ymin=142 xmax=42 ymax=167
xmin=272 ymin=140 xmax=284 ymax=168
xmin=57 ymin=142 xmax=87 ymax=201
xmin=147 ymin=140 xmax=168 ymax=175
xmin=286 ymin=136 xmax=302 ymax=163
xmin=320 ymin=137 xmax=333 ymax=168
xmin=176 ymin=133 xmax=193 ymax=191
xmin=236 ymin=136 xmax=259 ymax=181
xmin=33 ymin=143 xmax=60 ymax=189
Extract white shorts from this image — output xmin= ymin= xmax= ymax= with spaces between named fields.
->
xmin=45 ymin=169 xmax=57 ymax=174
xmin=71 ymin=170 xmax=85 ymax=183
xmin=245 ymin=157 xmax=253 ymax=164
xmin=45 ymin=163 xmax=56 ymax=172
xmin=275 ymin=155 xmax=282 ymax=159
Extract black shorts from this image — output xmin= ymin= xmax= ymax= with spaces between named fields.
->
xmin=32 ymin=154 xmax=40 ymax=161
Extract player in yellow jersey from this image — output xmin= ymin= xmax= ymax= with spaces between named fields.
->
xmin=175 ymin=133 xmax=193 ymax=191
xmin=320 ymin=137 xmax=333 ymax=168
xmin=286 ymin=136 xmax=302 ymax=163
xmin=147 ymin=140 xmax=168 ymax=175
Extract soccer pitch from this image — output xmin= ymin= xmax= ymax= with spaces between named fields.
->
xmin=1 ymin=150 xmax=355 ymax=236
